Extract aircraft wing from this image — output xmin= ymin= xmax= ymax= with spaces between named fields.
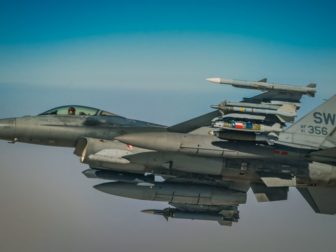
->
xmin=168 ymin=110 xmax=221 ymax=133
xmin=298 ymin=187 xmax=336 ymax=215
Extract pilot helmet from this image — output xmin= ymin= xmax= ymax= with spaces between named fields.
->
xmin=68 ymin=107 xmax=76 ymax=115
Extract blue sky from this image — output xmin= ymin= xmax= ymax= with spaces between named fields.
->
xmin=1 ymin=0 xmax=335 ymax=120
xmin=1 ymin=0 xmax=336 ymax=99
xmin=0 ymin=1 xmax=336 ymax=251
xmin=1 ymin=0 xmax=336 ymax=47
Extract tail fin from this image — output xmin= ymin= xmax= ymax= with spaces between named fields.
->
xmin=279 ymin=95 xmax=336 ymax=149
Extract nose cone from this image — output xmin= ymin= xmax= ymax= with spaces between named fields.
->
xmin=0 ymin=118 xmax=16 ymax=141
xmin=94 ymin=182 xmax=138 ymax=197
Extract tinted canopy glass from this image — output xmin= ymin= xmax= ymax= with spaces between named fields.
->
xmin=39 ymin=105 xmax=114 ymax=116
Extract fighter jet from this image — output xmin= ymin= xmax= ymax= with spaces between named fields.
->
xmin=0 ymin=78 xmax=335 ymax=226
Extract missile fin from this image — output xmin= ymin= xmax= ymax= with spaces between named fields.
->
xmin=307 ymin=83 xmax=317 ymax=88
xmin=258 ymin=78 xmax=268 ymax=83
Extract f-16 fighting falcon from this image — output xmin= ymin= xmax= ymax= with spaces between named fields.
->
xmin=0 ymin=78 xmax=335 ymax=226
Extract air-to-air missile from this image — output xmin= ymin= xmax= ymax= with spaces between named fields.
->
xmin=94 ymin=182 xmax=246 ymax=205
xmin=206 ymin=77 xmax=317 ymax=97
xmin=211 ymin=101 xmax=297 ymax=120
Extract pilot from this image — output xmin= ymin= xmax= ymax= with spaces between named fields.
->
xmin=68 ymin=107 xmax=76 ymax=115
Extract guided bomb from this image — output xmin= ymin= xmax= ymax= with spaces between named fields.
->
xmin=142 ymin=208 xmax=239 ymax=226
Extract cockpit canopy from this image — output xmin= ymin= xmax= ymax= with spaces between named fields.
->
xmin=39 ymin=105 xmax=115 ymax=116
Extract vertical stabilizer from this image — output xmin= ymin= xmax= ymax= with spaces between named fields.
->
xmin=279 ymin=95 xmax=336 ymax=149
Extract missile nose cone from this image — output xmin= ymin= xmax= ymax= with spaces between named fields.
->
xmin=141 ymin=209 xmax=159 ymax=215
xmin=0 ymin=118 xmax=16 ymax=141
xmin=206 ymin=77 xmax=221 ymax=84
xmin=141 ymin=209 xmax=168 ymax=220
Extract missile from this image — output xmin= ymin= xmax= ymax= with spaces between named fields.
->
xmin=206 ymin=78 xmax=316 ymax=97
xmin=142 ymin=208 xmax=238 ymax=226
xmin=94 ymin=182 xmax=246 ymax=205
xmin=215 ymin=101 xmax=281 ymax=110
xmin=211 ymin=102 xmax=297 ymax=118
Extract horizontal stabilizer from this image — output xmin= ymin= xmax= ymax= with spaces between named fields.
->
xmin=298 ymin=187 xmax=336 ymax=215
xmin=310 ymin=147 xmax=336 ymax=163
